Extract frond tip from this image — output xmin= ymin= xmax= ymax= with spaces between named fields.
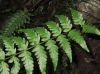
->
xmin=82 ymin=23 xmax=100 ymax=35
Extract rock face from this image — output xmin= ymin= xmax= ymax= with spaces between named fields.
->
xmin=78 ymin=0 xmax=100 ymax=24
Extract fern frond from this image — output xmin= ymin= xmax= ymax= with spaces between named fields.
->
xmin=82 ymin=23 xmax=100 ymax=35
xmin=3 ymin=37 xmax=16 ymax=56
xmin=32 ymin=45 xmax=47 ymax=74
xmin=0 ymin=49 xmax=10 ymax=74
xmin=0 ymin=8 xmax=100 ymax=74
xmin=9 ymin=57 xmax=20 ymax=74
xmin=57 ymin=35 xmax=72 ymax=63
xmin=0 ymin=49 xmax=5 ymax=61
xmin=71 ymin=9 xmax=85 ymax=26
xmin=45 ymin=39 xmax=58 ymax=70
xmin=19 ymin=51 xmax=33 ymax=74
xmin=3 ymin=37 xmax=20 ymax=74
xmin=13 ymin=37 xmax=28 ymax=51
xmin=14 ymin=37 xmax=34 ymax=74
xmin=56 ymin=15 xmax=72 ymax=32
xmin=46 ymin=21 xmax=62 ymax=37
xmin=19 ymin=29 xmax=40 ymax=45
xmin=22 ymin=29 xmax=47 ymax=74
xmin=34 ymin=27 xmax=51 ymax=41
xmin=1 ymin=10 xmax=30 ymax=36
xmin=68 ymin=29 xmax=89 ymax=52
xmin=0 ymin=62 xmax=10 ymax=74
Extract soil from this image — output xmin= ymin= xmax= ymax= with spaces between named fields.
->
xmin=69 ymin=37 xmax=100 ymax=74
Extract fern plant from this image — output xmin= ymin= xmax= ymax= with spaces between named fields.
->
xmin=0 ymin=9 xmax=30 ymax=36
xmin=0 ymin=9 xmax=100 ymax=74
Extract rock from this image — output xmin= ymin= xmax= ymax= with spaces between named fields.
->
xmin=78 ymin=0 xmax=100 ymax=24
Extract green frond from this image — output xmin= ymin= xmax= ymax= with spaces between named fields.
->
xmin=3 ymin=37 xmax=16 ymax=56
xmin=46 ymin=21 xmax=62 ymax=37
xmin=0 ymin=49 xmax=5 ymax=61
xmin=0 ymin=62 xmax=10 ymax=74
xmin=71 ymin=9 xmax=85 ymax=26
xmin=45 ymin=39 xmax=58 ymax=71
xmin=13 ymin=37 xmax=28 ymax=51
xmin=14 ymin=37 xmax=34 ymax=74
xmin=82 ymin=23 xmax=100 ymax=35
xmin=0 ymin=49 xmax=10 ymax=74
xmin=56 ymin=15 xmax=72 ymax=32
xmin=32 ymin=45 xmax=47 ymax=74
xmin=34 ymin=27 xmax=51 ymax=41
xmin=20 ymin=29 xmax=40 ymax=46
xmin=68 ymin=29 xmax=89 ymax=52
xmin=9 ymin=57 xmax=20 ymax=74
xmin=0 ymin=8 xmax=100 ymax=74
xmin=19 ymin=51 xmax=34 ymax=74
xmin=71 ymin=9 xmax=100 ymax=36
xmin=1 ymin=10 xmax=30 ymax=36
xmin=3 ymin=37 xmax=20 ymax=74
xmin=57 ymin=35 xmax=72 ymax=63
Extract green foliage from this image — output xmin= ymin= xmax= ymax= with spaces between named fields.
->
xmin=0 ymin=49 xmax=10 ymax=74
xmin=46 ymin=21 xmax=62 ymax=37
xmin=32 ymin=45 xmax=47 ymax=74
xmin=34 ymin=27 xmax=51 ymax=41
xmin=3 ymin=37 xmax=20 ymax=74
xmin=45 ymin=39 xmax=58 ymax=71
xmin=57 ymin=35 xmax=72 ymax=63
xmin=14 ymin=37 xmax=34 ymax=74
xmin=71 ymin=9 xmax=85 ymax=26
xmin=0 ymin=9 xmax=100 ymax=74
xmin=71 ymin=9 xmax=100 ymax=35
xmin=82 ymin=23 xmax=100 ymax=35
xmin=56 ymin=15 xmax=72 ymax=32
xmin=1 ymin=10 xmax=30 ymax=36
xmin=68 ymin=29 xmax=89 ymax=52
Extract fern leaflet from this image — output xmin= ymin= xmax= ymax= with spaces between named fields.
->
xmin=45 ymin=39 xmax=58 ymax=70
xmin=47 ymin=21 xmax=62 ymax=37
xmin=32 ymin=45 xmax=47 ymax=74
xmin=57 ymin=35 xmax=72 ymax=63
xmin=82 ymin=23 xmax=100 ymax=35
xmin=71 ymin=9 xmax=85 ymax=26
xmin=9 ymin=57 xmax=20 ymax=74
xmin=68 ymin=29 xmax=89 ymax=52
xmin=34 ymin=27 xmax=51 ymax=41
xmin=3 ymin=37 xmax=20 ymax=74
xmin=19 ymin=51 xmax=33 ymax=74
xmin=14 ymin=37 xmax=34 ymax=74
xmin=56 ymin=15 xmax=72 ymax=32
xmin=0 ymin=49 xmax=10 ymax=74
xmin=19 ymin=29 xmax=40 ymax=46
